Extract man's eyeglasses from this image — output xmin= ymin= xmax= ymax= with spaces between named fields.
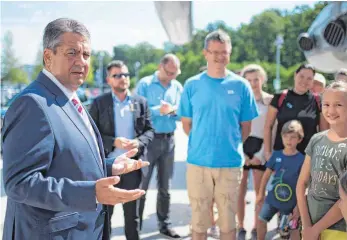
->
xmin=163 ymin=66 xmax=180 ymax=77
xmin=112 ymin=73 xmax=130 ymax=79
xmin=206 ymin=49 xmax=231 ymax=56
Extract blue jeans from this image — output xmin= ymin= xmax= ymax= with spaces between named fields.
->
xmin=259 ymin=201 xmax=292 ymax=222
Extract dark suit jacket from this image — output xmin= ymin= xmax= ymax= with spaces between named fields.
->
xmin=89 ymin=92 xmax=154 ymax=164
xmin=1 ymin=72 xmax=113 ymax=240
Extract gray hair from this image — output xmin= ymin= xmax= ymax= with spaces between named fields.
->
xmin=204 ymin=29 xmax=231 ymax=49
xmin=160 ymin=53 xmax=180 ymax=66
xmin=241 ymin=64 xmax=268 ymax=83
xmin=43 ymin=18 xmax=90 ymax=65
xmin=160 ymin=53 xmax=181 ymax=74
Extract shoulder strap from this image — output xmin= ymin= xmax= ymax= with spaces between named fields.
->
xmin=313 ymin=93 xmax=321 ymax=111
xmin=278 ymin=89 xmax=288 ymax=108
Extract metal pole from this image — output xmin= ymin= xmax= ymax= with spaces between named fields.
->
xmin=274 ymin=34 xmax=284 ymax=93
xmin=276 ymin=44 xmax=280 ymax=85
xmin=98 ymin=52 xmax=104 ymax=93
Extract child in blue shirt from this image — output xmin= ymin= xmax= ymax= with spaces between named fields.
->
xmin=256 ymin=120 xmax=305 ymax=240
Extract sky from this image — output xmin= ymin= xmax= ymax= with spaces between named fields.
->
xmin=1 ymin=1 xmax=317 ymax=65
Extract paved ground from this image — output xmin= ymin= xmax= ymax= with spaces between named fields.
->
xmin=0 ymin=123 xmax=278 ymax=239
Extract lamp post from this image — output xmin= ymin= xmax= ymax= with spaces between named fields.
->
xmin=274 ymin=34 xmax=284 ymax=93
xmin=98 ymin=52 xmax=105 ymax=93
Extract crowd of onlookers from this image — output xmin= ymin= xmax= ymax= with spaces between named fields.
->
xmin=3 ymin=16 xmax=347 ymax=240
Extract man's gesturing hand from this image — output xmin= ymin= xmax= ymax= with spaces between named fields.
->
xmin=112 ymin=148 xmax=150 ymax=175
xmin=96 ymin=176 xmax=145 ymax=205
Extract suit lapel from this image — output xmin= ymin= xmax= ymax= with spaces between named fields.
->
xmin=84 ymin=109 xmax=107 ymax=175
xmin=56 ymin=95 xmax=104 ymax=175
xmin=37 ymin=73 xmax=104 ymax=175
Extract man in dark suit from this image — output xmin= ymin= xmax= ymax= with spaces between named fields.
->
xmin=1 ymin=18 xmax=148 ymax=240
xmin=89 ymin=60 xmax=154 ymax=240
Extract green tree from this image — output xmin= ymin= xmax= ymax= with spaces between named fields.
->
xmin=91 ymin=51 xmax=112 ymax=85
xmin=138 ymin=63 xmax=158 ymax=80
xmin=108 ymin=1 xmax=328 ymax=93
xmin=1 ymin=31 xmax=18 ymax=81
xmin=85 ymin=55 xmax=95 ymax=86
xmin=31 ymin=44 xmax=43 ymax=80
xmin=31 ymin=64 xmax=44 ymax=80
xmin=280 ymin=2 xmax=327 ymax=67
xmin=8 ymin=68 xmax=29 ymax=84
xmin=241 ymin=10 xmax=285 ymax=62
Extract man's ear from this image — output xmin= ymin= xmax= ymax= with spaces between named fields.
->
xmin=43 ymin=48 xmax=52 ymax=68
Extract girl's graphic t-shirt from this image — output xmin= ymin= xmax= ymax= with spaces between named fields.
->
xmin=306 ymin=131 xmax=347 ymax=231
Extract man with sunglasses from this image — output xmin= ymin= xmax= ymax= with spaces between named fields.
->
xmin=89 ymin=60 xmax=154 ymax=240
xmin=135 ymin=54 xmax=183 ymax=238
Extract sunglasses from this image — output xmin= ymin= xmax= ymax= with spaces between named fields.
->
xmin=112 ymin=73 xmax=130 ymax=79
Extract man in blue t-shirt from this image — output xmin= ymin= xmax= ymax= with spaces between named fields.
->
xmin=256 ymin=120 xmax=305 ymax=240
xmin=178 ymin=29 xmax=259 ymax=240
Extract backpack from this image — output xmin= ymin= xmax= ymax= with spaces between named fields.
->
xmin=277 ymin=89 xmax=321 ymax=111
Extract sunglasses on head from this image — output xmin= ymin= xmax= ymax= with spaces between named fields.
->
xmin=112 ymin=73 xmax=130 ymax=78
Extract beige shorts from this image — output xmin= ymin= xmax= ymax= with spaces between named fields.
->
xmin=186 ymin=163 xmax=242 ymax=233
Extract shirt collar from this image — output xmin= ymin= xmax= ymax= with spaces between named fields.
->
xmin=42 ymin=68 xmax=77 ymax=101
xmin=111 ymin=90 xmax=131 ymax=103
xmin=153 ymin=71 xmax=160 ymax=83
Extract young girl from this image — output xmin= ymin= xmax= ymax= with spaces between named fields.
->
xmin=297 ymin=81 xmax=347 ymax=240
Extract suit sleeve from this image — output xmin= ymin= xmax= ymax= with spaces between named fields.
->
xmin=2 ymin=95 xmax=97 ymax=212
xmin=105 ymin=157 xmax=115 ymax=177
xmin=136 ymin=98 xmax=154 ymax=156
xmin=89 ymin=98 xmax=114 ymax=155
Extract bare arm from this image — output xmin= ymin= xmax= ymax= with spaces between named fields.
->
xmin=241 ymin=121 xmax=251 ymax=143
xmin=314 ymin=200 xmax=343 ymax=233
xmin=258 ymin=168 xmax=272 ymax=198
xmin=264 ymin=106 xmax=278 ymax=160
xmin=319 ymin=113 xmax=329 ymax=131
xmin=181 ymin=117 xmax=192 ymax=136
xmin=296 ymin=155 xmax=312 ymax=228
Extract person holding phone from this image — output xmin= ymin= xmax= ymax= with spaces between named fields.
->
xmin=135 ymin=54 xmax=183 ymax=238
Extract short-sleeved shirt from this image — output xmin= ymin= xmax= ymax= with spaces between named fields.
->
xmin=270 ymin=89 xmax=320 ymax=154
xmin=177 ymin=71 xmax=259 ymax=168
xmin=305 ymin=131 xmax=347 ymax=231
xmin=265 ymin=150 xmax=305 ymax=214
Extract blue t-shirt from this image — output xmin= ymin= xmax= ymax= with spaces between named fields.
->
xmin=265 ymin=150 xmax=305 ymax=214
xmin=177 ymin=71 xmax=259 ymax=168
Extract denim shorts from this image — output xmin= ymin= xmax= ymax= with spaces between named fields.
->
xmin=259 ymin=201 xmax=292 ymax=222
